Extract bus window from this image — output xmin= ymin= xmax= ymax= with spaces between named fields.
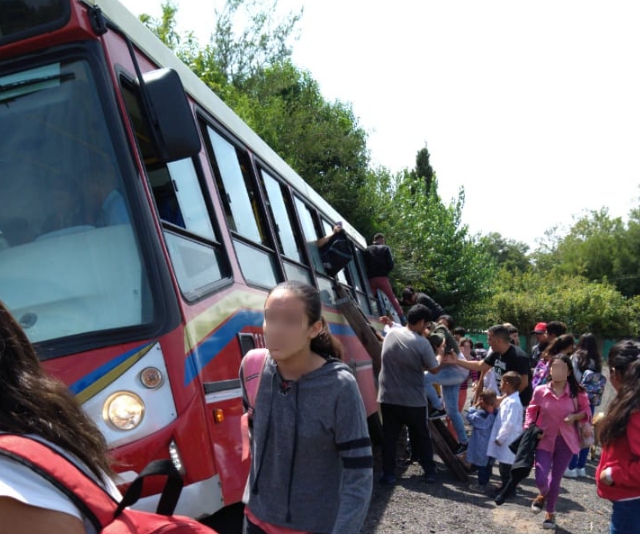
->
xmin=202 ymin=125 xmax=280 ymax=288
xmin=293 ymin=197 xmax=326 ymax=275
xmin=120 ymin=80 xmax=229 ymax=300
xmin=0 ymin=59 xmax=155 ymax=344
xmin=148 ymin=159 xmax=215 ymax=240
xmin=348 ymin=249 xmax=372 ymax=315
xmin=206 ymin=127 xmax=265 ymax=244
xmin=164 ymin=231 xmax=226 ymax=300
xmin=261 ymin=170 xmax=302 ymax=262
xmin=260 ymin=170 xmax=312 ymax=284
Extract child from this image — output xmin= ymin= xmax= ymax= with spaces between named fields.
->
xmin=466 ymin=390 xmax=498 ymax=493
xmin=486 ymin=371 xmax=524 ymax=494
xmin=241 ymin=281 xmax=372 ymax=533
xmin=596 ymin=340 xmax=640 ymax=534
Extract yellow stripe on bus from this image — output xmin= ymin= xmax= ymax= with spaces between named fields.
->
xmin=75 ymin=343 xmax=154 ymax=404
xmin=182 ymin=290 xmax=353 ymax=355
xmin=183 ymin=291 xmax=266 ymax=354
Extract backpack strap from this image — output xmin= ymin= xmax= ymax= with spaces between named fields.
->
xmin=0 ymin=434 xmax=116 ymax=532
xmin=240 ymin=349 xmax=268 ymax=461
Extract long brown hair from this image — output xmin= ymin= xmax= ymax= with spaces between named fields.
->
xmin=0 ymin=301 xmax=113 ymax=479
xmin=267 ymin=281 xmax=344 ymax=360
xmin=599 ymin=340 xmax=640 ymax=445
xmin=573 ymin=333 xmax=602 ymax=373
xmin=541 ymin=334 xmax=575 ymax=360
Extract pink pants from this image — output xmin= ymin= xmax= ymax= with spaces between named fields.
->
xmin=368 ymin=277 xmax=404 ymax=317
xmin=535 ymin=435 xmax=574 ymax=513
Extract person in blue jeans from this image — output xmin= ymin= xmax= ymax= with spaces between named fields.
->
xmin=425 ymin=333 xmax=469 ymax=454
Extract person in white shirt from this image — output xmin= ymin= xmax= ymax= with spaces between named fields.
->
xmin=486 ymin=371 xmax=524 ymax=495
xmin=0 ymin=300 xmax=118 ymax=534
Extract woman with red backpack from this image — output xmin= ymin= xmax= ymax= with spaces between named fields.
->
xmin=0 ymin=300 xmax=120 ymax=533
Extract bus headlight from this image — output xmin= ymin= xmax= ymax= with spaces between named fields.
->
xmin=103 ymin=391 xmax=145 ymax=430
xmin=140 ymin=366 xmax=164 ymax=389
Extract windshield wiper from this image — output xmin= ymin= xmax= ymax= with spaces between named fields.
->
xmin=0 ymin=72 xmax=74 ymax=94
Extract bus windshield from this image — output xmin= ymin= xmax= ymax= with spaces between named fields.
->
xmin=0 ymin=58 xmax=155 ymax=346
xmin=0 ymin=0 xmax=70 ymax=46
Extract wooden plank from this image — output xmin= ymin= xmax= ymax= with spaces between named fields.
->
xmin=428 ymin=419 xmax=469 ymax=482
xmin=334 ymin=285 xmax=382 ymax=375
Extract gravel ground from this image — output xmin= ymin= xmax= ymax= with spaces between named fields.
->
xmin=362 ymin=450 xmax=611 ymax=534
xmin=362 ymin=374 xmax=616 ymax=534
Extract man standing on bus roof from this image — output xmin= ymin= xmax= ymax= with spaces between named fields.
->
xmin=363 ymin=233 xmax=405 ymax=321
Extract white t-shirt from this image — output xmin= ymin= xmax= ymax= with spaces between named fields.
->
xmin=0 ymin=435 xmax=121 ymax=534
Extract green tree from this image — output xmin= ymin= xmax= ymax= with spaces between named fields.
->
xmin=478 ymin=232 xmax=530 ymax=272
xmin=139 ymin=2 xmax=180 ymax=51
xmin=411 ymin=144 xmax=434 ymax=197
xmin=213 ymin=0 xmax=303 ymax=85
xmin=365 ymin=170 xmax=496 ymax=326
xmin=545 ymin=208 xmax=640 ymax=297
xmin=140 ymin=0 xmax=302 ymax=99
xmin=485 ymin=267 xmax=640 ymax=338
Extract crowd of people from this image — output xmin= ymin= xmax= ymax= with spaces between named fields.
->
xmin=364 ymin=233 xmax=639 ymax=533
xmin=375 ymin=302 xmax=640 ymax=533
xmin=0 ymin=229 xmax=637 ymax=534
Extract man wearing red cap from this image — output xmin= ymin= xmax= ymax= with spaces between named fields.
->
xmin=530 ymin=322 xmax=548 ymax=368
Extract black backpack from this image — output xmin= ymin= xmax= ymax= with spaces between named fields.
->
xmin=320 ymin=231 xmax=354 ymax=277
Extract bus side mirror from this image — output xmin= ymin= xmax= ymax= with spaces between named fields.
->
xmin=140 ymin=68 xmax=201 ymax=163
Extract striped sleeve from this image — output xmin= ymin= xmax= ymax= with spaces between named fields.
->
xmin=332 ymin=373 xmax=373 ymax=534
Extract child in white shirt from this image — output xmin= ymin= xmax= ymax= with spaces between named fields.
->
xmin=486 ymin=371 xmax=524 ymax=493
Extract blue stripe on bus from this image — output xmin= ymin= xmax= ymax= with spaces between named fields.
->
xmin=68 ymin=343 xmax=148 ymax=395
xmin=184 ymin=308 xmax=264 ymax=386
xmin=328 ymin=323 xmax=354 ymax=337
xmin=183 ymin=310 xmax=358 ymax=386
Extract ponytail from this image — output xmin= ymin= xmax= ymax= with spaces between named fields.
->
xmin=311 ymin=317 xmax=344 ymax=360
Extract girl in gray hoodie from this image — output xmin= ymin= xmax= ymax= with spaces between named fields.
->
xmin=240 ymin=281 xmax=373 ymax=534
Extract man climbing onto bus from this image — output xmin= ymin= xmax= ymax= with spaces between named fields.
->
xmin=363 ymin=233 xmax=405 ymax=321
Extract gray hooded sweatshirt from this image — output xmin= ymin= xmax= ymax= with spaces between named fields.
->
xmin=240 ymin=354 xmax=373 ymax=534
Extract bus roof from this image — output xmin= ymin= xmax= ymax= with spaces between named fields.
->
xmin=82 ymin=0 xmax=367 ymax=249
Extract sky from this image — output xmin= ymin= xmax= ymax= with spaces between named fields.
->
xmin=119 ymin=0 xmax=640 ymax=249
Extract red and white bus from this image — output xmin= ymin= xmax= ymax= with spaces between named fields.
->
xmin=0 ymin=0 xmax=382 ymax=518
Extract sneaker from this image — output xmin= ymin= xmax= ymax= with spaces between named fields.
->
xmin=564 ymin=468 xmax=578 ymax=478
xmin=378 ymin=474 xmax=396 ymax=486
xmin=577 ymin=467 xmax=587 ymax=477
xmin=468 ymin=482 xmax=488 ymax=494
xmin=453 ymin=442 xmax=468 ymax=455
xmin=542 ymin=512 xmax=556 ymax=530
xmin=428 ymin=408 xmax=447 ymax=419
xmin=531 ymin=494 xmax=546 ymax=513
xmin=424 ymin=471 xmax=438 ymax=484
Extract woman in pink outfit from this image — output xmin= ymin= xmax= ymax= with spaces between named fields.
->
xmin=524 ymin=353 xmax=591 ymax=530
